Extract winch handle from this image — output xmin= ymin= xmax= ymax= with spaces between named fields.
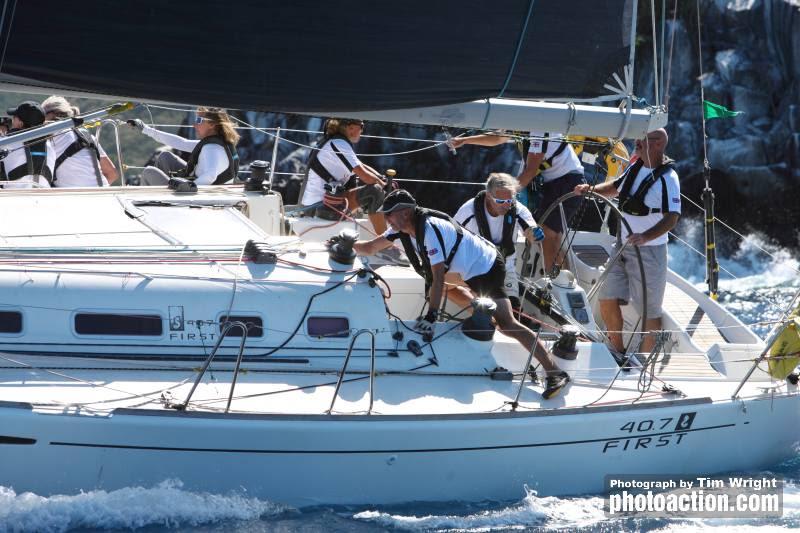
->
xmin=385 ymin=169 xmax=396 ymax=190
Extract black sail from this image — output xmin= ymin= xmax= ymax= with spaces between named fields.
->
xmin=0 ymin=0 xmax=632 ymax=112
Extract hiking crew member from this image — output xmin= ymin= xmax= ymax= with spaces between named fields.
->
xmin=574 ymin=128 xmax=680 ymax=354
xmin=300 ymin=118 xmax=387 ymax=234
xmin=0 ymin=101 xmax=55 ymax=189
xmin=455 ymin=173 xmax=544 ymax=306
xmin=130 ymin=107 xmax=240 ymax=186
xmin=42 ymin=96 xmax=118 ymax=187
xmin=353 ymin=189 xmax=571 ymax=400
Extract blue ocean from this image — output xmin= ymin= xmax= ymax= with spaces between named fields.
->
xmin=3 ymin=220 xmax=799 ymax=532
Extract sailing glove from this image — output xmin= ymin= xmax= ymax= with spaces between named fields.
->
xmin=414 ymin=309 xmax=438 ymax=338
xmin=126 ymin=119 xmax=145 ymax=132
xmin=533 ymin=226 xmax=545 ymax=241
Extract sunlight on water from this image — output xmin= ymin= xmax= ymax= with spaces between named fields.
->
xmin=0 ymin=479 xmax=285 ymax=533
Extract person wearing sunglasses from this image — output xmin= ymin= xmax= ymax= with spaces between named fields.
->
xmin=451 ymin=130 xmax=586 ymax=274
xmin=300 ymin=118 xmax=387 ymax=234
xmin=454 ymin=173 xmax=545 ymax=309
xmin=353 ymin=189 xmax=571 ymax=400
xmin=128 ymin=107 xmax=240 ymax=186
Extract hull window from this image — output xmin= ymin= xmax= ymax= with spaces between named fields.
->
xmin=307 ymin=317 xmax=350 ymax=338
xmin=0 ymin=311 xmax=22 ymax=333
xmin=75 ymin=313 xmax=163 ymax=336
xmin=218 ymin=316 xmax=264 ymax=338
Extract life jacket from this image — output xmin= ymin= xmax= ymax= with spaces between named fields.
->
xmin=0 ymin=133 xmax=52 ymax=185
xmin=614 ymin=158 xmax=676 ymax=216
xmin=460 ymin=191 xmax=529 ymax=258
xmin=180 ymin=135 xmax=239 ymax=185
xmin=537 ymin=132 xmax=568 ymax=173
xmin=306 ymin=134 xmax=355 ymax=185
xmin=386 ymin=208 xmax=464 ymax=291
xmin=54 ymin=127 xmax=102 ymax=185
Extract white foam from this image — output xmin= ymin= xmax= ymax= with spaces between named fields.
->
xmin=353 ymin=486 xmax=607 ymax=531
xmin=0 ymin=479 xmax=285 ymax=533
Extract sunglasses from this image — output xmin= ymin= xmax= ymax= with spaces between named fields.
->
xmin=489 ymin=194 xmax=515 ymax=205
xmin=194 ymin=116 xmax=211 ymax=124
xmin=345 ymin=121 xmax=364 ymax=129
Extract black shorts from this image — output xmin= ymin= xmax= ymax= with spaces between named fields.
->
xmin=465 ymin=255 xmax=508 ymax=300
xmin=534 ymin=171 xmax=585 ymax=233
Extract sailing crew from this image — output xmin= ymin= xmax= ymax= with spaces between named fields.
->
xmin=574 ymin=128 xmax=680 ymax=354
xmin=300 ymin=118 xmax=387 ymax=234
xmin=0 ymin=101 xmax=55 ymax=189
xmin=129 ymin=107 xmax=240 ymax=186
xmin=451 ymin=131 xmax=586 ymax=273
xmin=353 ymin=189 xmax=571 ymax=399
xmin=41 ymin=96 xmax=118 ymax=187
xmin=454 ymin=173 xmax=544 ymax=308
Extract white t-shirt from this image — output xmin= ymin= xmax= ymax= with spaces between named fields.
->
xmin=528 ymin=130 xmax=584 ymax=183
xmin=142 ymin=126 xmax=230 ymax=185
xmin=615 ymin=163 xmax=681 ymax=246
xmin=52 ymin=129 xmax=109 ymax=187
xmin=0 ymin=135 xmax=55 ymax=189
xmin=454 ymin=196 xmax=535 ymax=267
xmin=383 ymin=216 xmax=497 ymax=281
xmin=301 ymin=137 xmax=361 ymax=205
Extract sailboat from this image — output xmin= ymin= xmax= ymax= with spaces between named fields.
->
xmin=0 ymin=0 xmax=798 ymax=507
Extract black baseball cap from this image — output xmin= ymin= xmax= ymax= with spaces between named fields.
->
xmin=7 ymin=101 xmax=45 ymax=127
xmin=378 ymin=189 xmax=417 ymax=214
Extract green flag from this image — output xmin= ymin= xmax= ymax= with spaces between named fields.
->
xmin=703 ymin=100 xmax=742 ymax=120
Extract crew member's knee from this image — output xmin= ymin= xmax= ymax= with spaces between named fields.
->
xmin=360 ymin=184 xmax=385 ymax=214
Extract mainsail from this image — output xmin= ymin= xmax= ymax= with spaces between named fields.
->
xmin=0 ymin=0 xmax=633 ymax=112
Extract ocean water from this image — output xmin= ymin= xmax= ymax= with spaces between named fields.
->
xmin=2 ymin=221 xmax=799 ymax=533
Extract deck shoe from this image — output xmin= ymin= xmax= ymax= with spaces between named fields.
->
xmin=542 ymin=371 xmax=571 ymax=400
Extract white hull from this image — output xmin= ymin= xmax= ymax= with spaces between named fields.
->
xmin=2 ymin=393 xmax=797 ymax=506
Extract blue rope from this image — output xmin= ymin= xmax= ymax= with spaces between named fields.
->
xmin=481 ymin=0 xmax=535 ymax=130
xmin=497 ymin=0 xmax=535 ymax=99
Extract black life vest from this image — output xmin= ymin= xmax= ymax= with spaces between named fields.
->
xmin=614 ymin=158 xmax=676 ymax=216
xmin=0 ymin=133 xmax=52 ymax=185
xmin=386 ymin=208 xmax=464 ymax=291
xmin=306 ymin=134 xmax=355 ymax=184
xmin=180 ymin=135 xmax=239 ymax=185
xmin=54 ymin=127 xmax=102 ymax=185
xmin=537 ymin=132 xmax=568 ymax=173
xmin=460 ymin=191 xmax=529 ymax=258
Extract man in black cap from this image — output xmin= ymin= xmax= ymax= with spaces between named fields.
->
xmin=353 ymin=189 xmax=571 ymax=400
xmin=7 ymin=101 xmax=46 ymax=131
xmin=0 ymin=101 xmax=53 ymax=188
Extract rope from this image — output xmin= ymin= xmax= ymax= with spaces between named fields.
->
xmin=651 ymin=0 xmax=661 ymax=107
xmin=0 ymin=0 xmax=17 ymax=75
xmin=664 ymin=0 xmax=679 ymax=108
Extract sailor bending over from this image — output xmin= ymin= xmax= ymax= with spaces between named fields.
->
xmin=454 ymin=173 xmax=544 ymax=308
xmin=129 ymin=107 xmax=240 ymax=186
xmin=574 ymin=128 xmax=680 ymax=354
xmin=354 ymin=189 xmax=570 ymax=399
xmin=300 ymin=118 xmax=387 ymax=234
xmin=0 ymin=101 xmax=55 ymax=189
xmin=42 ymin=96 xmax=118 ymax=187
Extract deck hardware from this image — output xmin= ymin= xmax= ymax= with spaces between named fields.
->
xmin=172 ymin=320 xmax=249 ymax=412
xmin=327 ymin=329 xmax=377 ymax=415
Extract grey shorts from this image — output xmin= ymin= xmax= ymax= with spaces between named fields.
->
xmin=601 ymin=242 xmax=667 ymax=319
xmin=355 ymin=183 xmax=385 ymax=214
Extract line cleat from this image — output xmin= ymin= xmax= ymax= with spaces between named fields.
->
xmin=527 ymin=365 xmax=539 ymax=385
xmin=542 ymin=371 xmax=571 ymax=400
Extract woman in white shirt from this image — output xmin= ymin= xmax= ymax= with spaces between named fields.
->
xmin=131 ymin=107 xmax=240 ymax=186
